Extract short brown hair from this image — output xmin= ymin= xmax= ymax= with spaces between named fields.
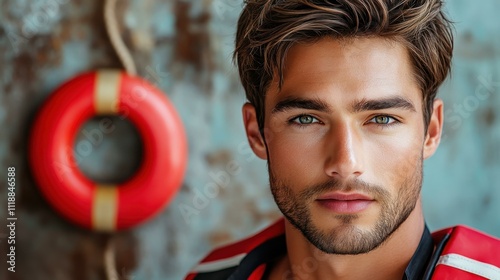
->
xmin=234 ymin=0 xmax=454 ymax=131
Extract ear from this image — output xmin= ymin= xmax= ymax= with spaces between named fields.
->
xmin=423 ymin=99 xmax=444 ymax=159
xmin=242 ymin=103 xmax=267 ymax=160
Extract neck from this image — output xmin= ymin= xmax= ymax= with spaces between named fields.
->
xmin=269 ymin=199 xmax=425 ymax=280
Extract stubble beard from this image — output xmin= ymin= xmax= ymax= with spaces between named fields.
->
xmin=268 ymin=159 xmax=423 ymax=255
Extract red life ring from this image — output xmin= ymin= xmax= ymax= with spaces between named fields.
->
xmin=29 ymin=70 xmax=188 ymax=231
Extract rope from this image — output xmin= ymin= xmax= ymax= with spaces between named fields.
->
xmin=104 ymin=0 xmax=137 ymax=75
xmin=104 ymin=237 xmax=119 ymax=280
xmin=103 ymin=1 xmax=133 ymax=277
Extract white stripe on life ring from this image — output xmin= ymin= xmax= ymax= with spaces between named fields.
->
xmin=92 ymin=185 xmax=118 ymax=231
xmin=95 ymin=70 xmax=121 ymax=114
xmin=437 ymin=253 xmax=500 ymax=280
xmin=191 ymin=253 xmax=247 ymax=273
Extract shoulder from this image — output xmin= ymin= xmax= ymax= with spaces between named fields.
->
xmin=185 ymin=218 xmax=286 ymax=280
xmin=428 ymin=225 xmax=500 ymax=280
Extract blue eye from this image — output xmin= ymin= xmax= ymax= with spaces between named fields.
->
xmin=291 ymin=115 xmax=319 ymax=125
xmin=369 ymin=115 xmax=397 ymax=125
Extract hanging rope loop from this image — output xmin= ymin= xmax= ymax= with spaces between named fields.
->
xmin=104 ymin=0 xmax=137 ymax=75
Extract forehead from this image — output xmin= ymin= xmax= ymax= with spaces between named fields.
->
xmin=270 ymin=37 xmax=421 ymax=108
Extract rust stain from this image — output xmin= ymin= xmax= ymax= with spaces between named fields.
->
xmin=69 ymin=233 xmax=139 ymax=280
xmin=208 ymin=231 xmax=233 ymax=246
xmin=112 ymin=233 xmax=139 ymax=280
xmin=180 ymin=183 xmax=193 ymax=193
xmin=10 ymin=44 xmax=39 ymax=214
xmin=12 ymin=51 xmax=36 ymax=83
xmin=173 ymin=1 xmax=213 ymax=70
xmin=88 ymin=0 xmax=125 ymax=69
xmin=482 ymin=107 xmax=496 ymax=126
xmin=31 ymin=34 xmax=63 ymax=65
xmin=4 ymin=79 xmax=13 ymax=94
xmin=462 ymin=31 xmax=473 ymax=43
xmin=483 ymin=194 xmax=492 ymax=207
xmin=70 ymin=235 xmax=107 ymax=280
xmin=205 ymin=149 xmax=232 ymax=166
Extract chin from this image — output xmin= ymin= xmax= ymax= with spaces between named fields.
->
xmin=301 ymin=212 xmax=391 ymax=255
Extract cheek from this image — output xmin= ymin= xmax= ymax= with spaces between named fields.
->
xmin=366 ymin=131 xmax=423 ymax=190
xmin=267 ymin=128 xmax=327 ymax=188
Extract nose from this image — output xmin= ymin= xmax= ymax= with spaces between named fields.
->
xmin=324 ymin=122 xmax=364 ymax=179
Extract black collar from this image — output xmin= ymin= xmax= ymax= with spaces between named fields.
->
xmin=403 ymin=224 xmax=434 ymax=280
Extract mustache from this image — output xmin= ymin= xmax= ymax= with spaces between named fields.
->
xmin=299 ymin=178 xmax=390 ymax=201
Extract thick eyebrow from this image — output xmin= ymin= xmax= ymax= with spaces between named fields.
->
xmin=350 ymin=96 xmax=416 ymax=113
xmin=271 ymin=97 xmax=332 ymax=114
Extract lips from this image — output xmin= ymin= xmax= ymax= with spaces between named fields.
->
xmin=316 ymin=192 xmax=374 ymax=214
xmin=317 ymin=193 xmax=373 ymax=201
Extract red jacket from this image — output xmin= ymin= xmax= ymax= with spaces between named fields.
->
xmin=186 ymin=219 xmax=500 ymax=280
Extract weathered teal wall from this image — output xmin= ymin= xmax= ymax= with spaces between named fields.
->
xmin=421 ymin=0 xmax=500 ymax=235
xmin=0 ymin=0 xmax=498 ymax=279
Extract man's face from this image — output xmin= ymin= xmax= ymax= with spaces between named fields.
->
xmin=260 ymin=37 xmax=431 ymax=254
